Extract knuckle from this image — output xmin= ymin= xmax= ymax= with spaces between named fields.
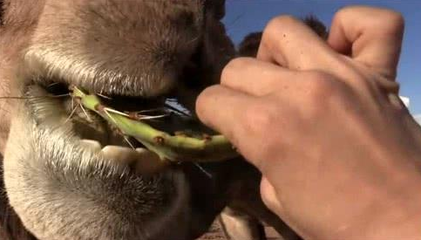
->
xmin=333 ymin=6 xmax=354 ymax=20
xmin=335 ymin=6 xmax=404 ymax=33
xmin=198 ymin=84 xmax=220 ymax=99
xmin=304 ymin=71 xmax=339 ymax=102
xmin=224 ymin=57 xmax=253 ymax=73
xmin=269 ymin=15 xmax=300 ymax=27
xmin=332 ymin=6 xmax=362 ymax=26
xmin=244 ymin=102 xmax=279 ymax=135
xmin=384 ymin=11 xmax=405 ymax=33
xmin=221 ymin=57 xmax=253 ymax=83
xmin=195 ymin=85 xmax=219 ymax=114
xmin=312 ymin=81 xmax=337 ymax=100
xmin=302 ymin=71 xmax=354 ymax=117
xmin=242 ymin=103 xmax=284 ymax=162
xmin=304 ymin=70 xmax=330 ymax=82
xmin=262 ymin=15 xmax=300 ymax=41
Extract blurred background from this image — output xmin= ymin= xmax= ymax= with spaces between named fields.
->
xmin=222 ymin=0 xmax=421 ymax=124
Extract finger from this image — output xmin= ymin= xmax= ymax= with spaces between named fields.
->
xmin=257 ymin=15 xmax=339 ymax=71
xmin=260 ymin=177 xmax=284 ymax=217
xmin=221 ymin=57 xmax=300 ymax=96
xmin=195 ymin=85 xmax=255 ymax=142
xmin=327 ymin=6 xmax=404 ymax=79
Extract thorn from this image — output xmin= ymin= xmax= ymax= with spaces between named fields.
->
xmin=123 ymin=136 xmax=136 ymax=150
xmin=193 ymin=163 xmax=213 ymax=179
xmin=137 ymin=113 xmax=169 ymax=120
xmin=104 ymin=107 xmax=130 ymax=117
xmin=137 ymin=108 xmax=165 ymax=113
xmin=128 ymin=112 xmax=168 ymax=121
xmin=98 ymin=93 xmax=112 ymax=100
xmin=79 ymin=103 xmax=92 ymax=122
xmin=65 ymin=104 xmax=78 ymax=124
xmin=103 ymin=108 xmax=117 ymax=124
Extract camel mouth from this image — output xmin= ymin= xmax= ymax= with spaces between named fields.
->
xmin=26 ymin=74 xmax=215 ymax=175
xmin=21 ymin=35 xmax=224 ymax=175
xmin=21 ymin=82 xmax=164 ymax=174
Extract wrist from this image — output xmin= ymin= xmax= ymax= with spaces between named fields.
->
xmin=341 ymin=173 xmax=421 ymax=239
xmin=362 ymin=197 xmax=421 ymax=239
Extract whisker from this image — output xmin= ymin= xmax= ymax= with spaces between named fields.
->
xmin=184 ymin=36 xmax=199 ymax=47
xmin=0 ymin=94 xmax=70 ymax=100
xmin=0 ymin=96 xmax=26 ymax=100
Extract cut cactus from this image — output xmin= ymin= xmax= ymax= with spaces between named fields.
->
xmin=71 ymin=87 xmax=239 ymax=162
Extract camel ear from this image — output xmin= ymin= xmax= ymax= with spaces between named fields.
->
xmin=206 ymin=0 xmax=225 ymax=20
xmin=303 ymin=15 xmax=329 ymax=39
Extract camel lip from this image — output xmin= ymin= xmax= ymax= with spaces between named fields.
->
xmin=43 ymin=81 xmax=166 ymax=106
xmin=28 ymin=80 xmax=200 ymax=154
xmin=24 ymin=83 xmax=220 ymax=178
xmin=24 ymin=84 xmax=174 ymax=174
xmin=25 ymin=82 xmax=145 ymax=148
xmin=38 ymin=77 xmax=194 ymax=117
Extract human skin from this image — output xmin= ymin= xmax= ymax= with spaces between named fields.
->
xmin=196 ymin=6 xmax=421 ymax=240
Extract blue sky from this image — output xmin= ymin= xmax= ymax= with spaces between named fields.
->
xmin=222 ymin=0 xmax=421 ymax=116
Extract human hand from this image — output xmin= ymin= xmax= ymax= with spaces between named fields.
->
xmin=197 ymin=6 xmax=421 ymax=239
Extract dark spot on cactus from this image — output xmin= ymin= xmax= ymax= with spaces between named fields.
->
xmin=94 ymin=104 xmax=105 ymax=113
xmin=202 ymin=134 xmax=212 ymax=142
xmin=154 ymin=136 xmax=165 ymax=145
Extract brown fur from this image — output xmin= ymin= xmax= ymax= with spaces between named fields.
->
xmin=0 ymin=1 xmax=326 ymax=239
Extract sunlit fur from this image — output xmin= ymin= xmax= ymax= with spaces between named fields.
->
xmin=0 ymin=0 xmax=327 ymax=239
xmin=1 ymin=1 xmax=234 ymax=239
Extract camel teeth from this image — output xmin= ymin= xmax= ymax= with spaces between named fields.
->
xmin=80 ymin=139 xmax=102 ymax=152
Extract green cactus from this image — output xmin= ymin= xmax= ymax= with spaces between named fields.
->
xmin=71 ymin=87 xmax=239 ymax=162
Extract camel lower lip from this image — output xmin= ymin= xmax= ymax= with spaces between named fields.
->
xmin=79 ymin=139 xmax=155 ymax=164
xmin=87 ymin=142 xmax=166 ymax=174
